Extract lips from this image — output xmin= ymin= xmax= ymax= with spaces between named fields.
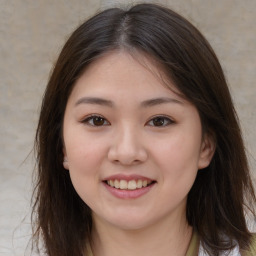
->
xmin=106 ymin=179 xmax=153 ymax=190
xmin=103 ymin=174 xmax=156 ymax=197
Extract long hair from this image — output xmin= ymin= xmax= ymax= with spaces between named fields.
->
xmin=32 ymin=3 xmax=255 ymax=255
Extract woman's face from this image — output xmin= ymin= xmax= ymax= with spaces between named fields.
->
xmin=63 ymin=51 xmax=214 ymax=230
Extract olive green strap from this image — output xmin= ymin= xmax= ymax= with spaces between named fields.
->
xmin=85 ymin=242 xmax=93 ymax=256
xmin=185 ymin=231 xmax=199 ymax=256
xmin=240 ymin=233 xmax=256 ymax=256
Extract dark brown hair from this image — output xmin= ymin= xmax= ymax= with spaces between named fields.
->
xmin=32 ymin=3 xmax=255 ymax=256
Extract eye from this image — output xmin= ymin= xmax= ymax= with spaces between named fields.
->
xmin=82 ymin=115 xmax=110 ymax=126
xmin=147 ymin=116 xmax=174 ymax=127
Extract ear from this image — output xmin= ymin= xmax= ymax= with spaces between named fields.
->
xmin=63 ymin=148 xmax=69 ymax=170
xmin=198 ymin=133 xmax=216 ymax=170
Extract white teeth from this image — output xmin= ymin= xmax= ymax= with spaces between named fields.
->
xmin=107 ymin=179 xmax=153 ymax=190
xmin=128 ymin=180 xmax=137 ymax=190
xmin=114 ymin=179 xmax=120 ymax=189
xmin=137 ymin=179 xmax=143 ymax=188
xmin=120 ymin=180 xmax=128 ymax=189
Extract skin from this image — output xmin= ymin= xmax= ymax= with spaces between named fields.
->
xmin=62 ymin=50 xmax=215 ymax=256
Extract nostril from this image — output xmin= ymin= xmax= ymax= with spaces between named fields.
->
xmin=107 ymin=140 xmax=148 ymax=165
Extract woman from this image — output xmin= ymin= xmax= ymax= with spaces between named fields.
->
xmin=32 ymin=3 xmax=256 ymax=256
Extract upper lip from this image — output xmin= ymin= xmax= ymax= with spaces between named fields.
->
xmin=103 ymin=174 xmax=155 ymax=182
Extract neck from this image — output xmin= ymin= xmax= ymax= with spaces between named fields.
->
xmin=91 ymin=210 xmax=192 ymax=256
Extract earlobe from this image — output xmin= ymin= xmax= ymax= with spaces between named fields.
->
xmin=198 ymin=134 xmax=216 ymax=169
xmin=63 ymin=148 xmax=69 ymax=170
xmin=63 ymin=157 xmax=69 ymax=169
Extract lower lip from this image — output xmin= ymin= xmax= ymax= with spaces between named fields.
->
xmin=103 ymin=182 xmax=155 ymax=199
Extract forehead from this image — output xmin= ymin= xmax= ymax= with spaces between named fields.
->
xmin=70 ymin=50 xmax=184 ymax=102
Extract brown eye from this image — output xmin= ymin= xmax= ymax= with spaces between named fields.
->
xmin=92 ymin=116 xmax=105 ymax=126
xmin=83 ymin=115 xmax=110 ymax=126
xmin=153 ymin=117 xmax=165 ymax=126
xmin=147 ymin=116 xmax=173 ymax=127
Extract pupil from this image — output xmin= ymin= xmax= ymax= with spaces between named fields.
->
xmin=153 ymin=117 xmax=164 ymax=126
xmin=94 ymin=117 xmax=104 ymax=126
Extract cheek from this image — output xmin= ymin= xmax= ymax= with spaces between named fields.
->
xmin=155 ymin=141 xmax=199 ymax=209
xmin=154 ymin=134 xmax=201 ymax=169
xmin=65 ymin=138 xmax=107 ymax=204
xmin=151 ymin=131 xmax=201 ymax=188
xmin=64 ymin=129 xmax=109 ymax=192
xmin=67 ymin=139 xmax=106 ymax=171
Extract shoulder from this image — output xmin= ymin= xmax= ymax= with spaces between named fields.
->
xmin=198 ymin=244 xmax=241 ymax=256
xmin=227 ymin=233 xmax=256 ymax=256
xmin=242 ymin=233 xmax=256 ymax=256
xmin=199 ymin=234 xmax=256 ymax=256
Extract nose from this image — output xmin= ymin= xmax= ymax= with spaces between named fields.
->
xmin=108 ymin=125 xmax=148 ymax=165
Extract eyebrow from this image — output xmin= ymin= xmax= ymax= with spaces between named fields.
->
xmin=75 ymin=96 xmax=183 ymax=108
xmin=141 ymin=97 xmax=183 ymax=107
xmin=75 ymin=97 xmax=114 ymax=107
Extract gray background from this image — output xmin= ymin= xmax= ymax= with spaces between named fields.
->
xmin=1 ymin=0 xmax=255 ymax=255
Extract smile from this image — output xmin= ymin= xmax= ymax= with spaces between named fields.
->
xmin=103 ymin=175 xmax=156 ymax=199
xmin=106 ymin=179 xmax=154 ymax=190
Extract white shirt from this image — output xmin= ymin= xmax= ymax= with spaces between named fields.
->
xmin=198 ymin=243 xmax=241 ymax=256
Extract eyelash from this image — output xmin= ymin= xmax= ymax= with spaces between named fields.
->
xmin=81 ymin=115 xmax=175 ymax=127
xmin=81 ymin=115 xmax=110 ymax=126
xmin=146 ymin=115 xmax=174 ymax=127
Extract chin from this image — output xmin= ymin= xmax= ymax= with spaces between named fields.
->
xmin=103 ymin=210 xmax=161 ymax=231
xmin=111 ymin=219 xmax=151 ymax=231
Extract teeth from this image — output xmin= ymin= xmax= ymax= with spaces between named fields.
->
xmin=137 ymin=180 xmax=142 ymax=188
xmin=107 ymin=179 xmax=153 ymax=190
xmin=114 ymin=179 xmax=120 ymax=189
xmin=128 ymin=180 xmax=137 ymax=190
xmin=120 ymin=180 xmax=128 ymax=189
